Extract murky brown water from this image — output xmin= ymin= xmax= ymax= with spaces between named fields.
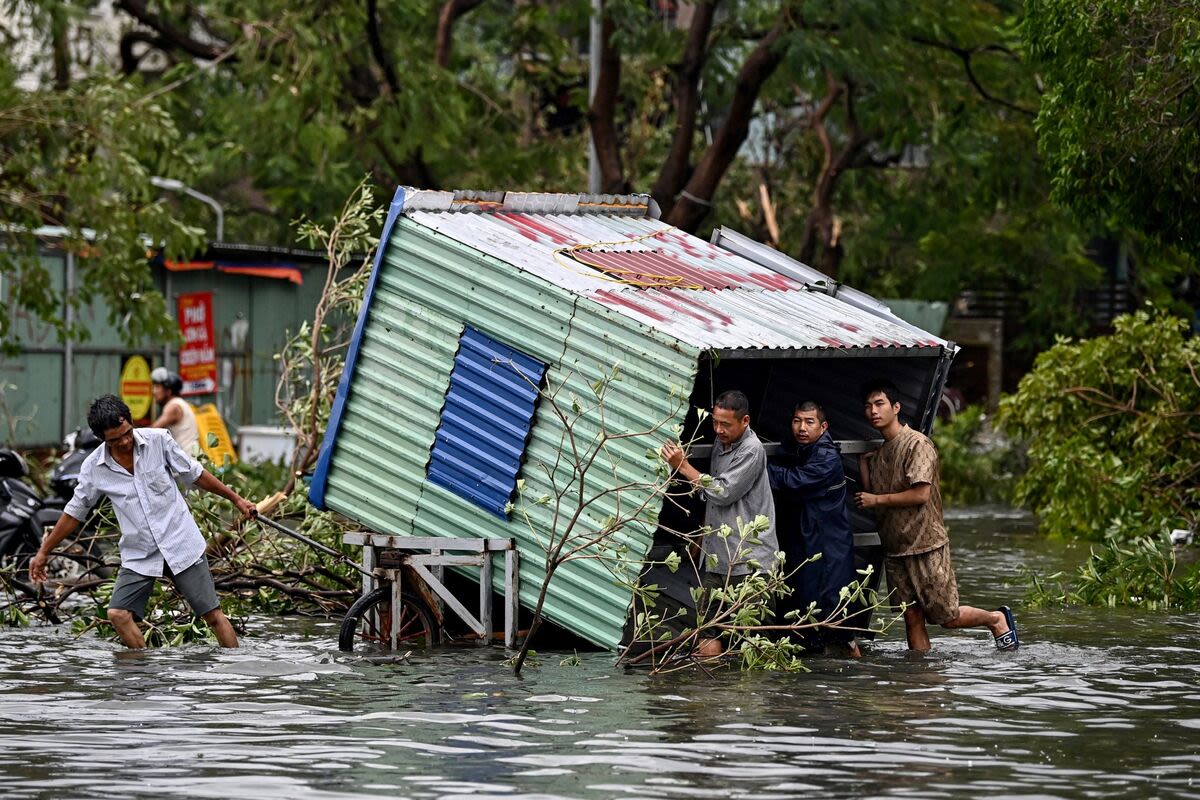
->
xmin=2 ymin=509 xmax=1199 ymax=799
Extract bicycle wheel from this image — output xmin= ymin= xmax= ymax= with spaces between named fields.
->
xmin=338 ymin=585 xmax=439 ymax=653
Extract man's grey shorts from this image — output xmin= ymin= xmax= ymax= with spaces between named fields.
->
xmin=109 ymin=558 xmax=221 ymax=620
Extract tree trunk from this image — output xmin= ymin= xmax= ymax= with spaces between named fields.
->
xmin=50 ymin=6 xmax=71 ymax=90
xmin=651 ymin=0 xmax=720 ymax=216
xmin=587 ymin=10 xmax=628 ymax=194
xmin=513 ymin=563 xmax=558 ymax=675
xmin=663 ymin=18 xmax=789 ymax=232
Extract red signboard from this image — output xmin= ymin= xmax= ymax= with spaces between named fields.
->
xmin=177 ymin=291 xmax=217 ymax=396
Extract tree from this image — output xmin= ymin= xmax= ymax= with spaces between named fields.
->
xmin=622 ymin=514 xmax=894 ymax=674
xmin=6 ymin=0 xmax=1107 ymax=364
xmin=505 ymin=363 xmax=687 ymax=675
xmin=1024 ymin=0 xmax=1200 ymax=262
xmin=276 ymin=180 xmax=380 ymax=496
xmin=999 ymin=311 xmax=1200 ymax=541
xmin=0 ymin=64 xmax=202 ymax=350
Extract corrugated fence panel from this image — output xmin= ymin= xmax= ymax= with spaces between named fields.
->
xmin=427 ymin=327 xmax=547 ymax=517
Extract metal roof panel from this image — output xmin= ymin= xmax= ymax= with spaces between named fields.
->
xmin=405 ymin=194 xmax=944 ymax=354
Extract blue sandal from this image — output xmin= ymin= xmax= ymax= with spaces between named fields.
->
xmin=994 ymin=606 xmax=1019 ymax=651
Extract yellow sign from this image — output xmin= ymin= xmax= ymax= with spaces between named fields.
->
xmin=119 ymin=356 xmax=153 ymax=420
xmin=193 ymin=403 xmax=238 ymax=468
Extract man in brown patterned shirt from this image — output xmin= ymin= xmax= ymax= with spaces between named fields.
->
xmin=854 ymin=379 xmax=1018 ymax=652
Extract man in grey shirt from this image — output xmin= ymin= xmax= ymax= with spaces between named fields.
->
xmin=30 ymin=395 xmax=257 ymax=649
xmin=661 ymin=390 xmax=779 ymax=652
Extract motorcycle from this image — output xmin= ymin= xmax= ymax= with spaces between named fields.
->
xmin=0 ymin=437 xmax=108 ymax=582
xmin=47 ymin=427 xmax=102 ymax=511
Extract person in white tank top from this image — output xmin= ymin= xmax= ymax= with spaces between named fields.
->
xmin=150 ymin=368 xmax=200 ymax=454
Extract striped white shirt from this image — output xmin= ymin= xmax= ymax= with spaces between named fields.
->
xmin=64 ymin=428 xmax=206 ymax=577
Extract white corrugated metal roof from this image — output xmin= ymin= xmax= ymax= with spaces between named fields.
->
xmin=403 ymin=189 xmax=947 ymax=354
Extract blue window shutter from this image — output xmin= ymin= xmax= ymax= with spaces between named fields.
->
xmin=427 ymin=327 xmax=547 ymax=517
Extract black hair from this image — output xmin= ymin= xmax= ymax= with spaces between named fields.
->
xmin=87 ymin=395 xmax=132 ymax=439
xmin=713 ymin=390 xmax=750 ymax=418
xmin=793 ymin=400 xmax=826 ymax=424
xmin=861 ymin=378 xmax=901 ymax=407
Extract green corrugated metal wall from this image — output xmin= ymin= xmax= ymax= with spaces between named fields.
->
xmin=321 ymin=218 xmax=699 ymax=649
xmin=1 ymin=250 xmax=330 ymax=447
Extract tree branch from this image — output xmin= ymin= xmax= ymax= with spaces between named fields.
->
xmin=436 ymin=0 xmax=484 ymax=69
xmin=119 ymin=30 xmax=166 ymax=75
xmin=910 ymin=35 xmax=1036 ymax=117
xmin=663 ymin=14 xmax=790 ymax=231
xmin=798 ymin=73 xmax=866 ymax=276
xmin=114 ymin=0 xmax=234 ymax=62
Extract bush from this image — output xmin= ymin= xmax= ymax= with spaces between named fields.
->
xmin=999 ymin=310 xmax=1200 ymax=541
xmin=1027 ymin=536 xmax=1200 ymax=612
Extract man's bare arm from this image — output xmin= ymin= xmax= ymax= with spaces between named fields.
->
xmin=150 ymin=402 xmax=182 ymax=430
xmin=30 ymin=513 xmax=83 ymax=582
xmin=194 ymin=469 xmax=257 ymax=519
xmin=857 ymin=451 xmax=875 ymax=493
xmin=855 ymin=483 xmax=931 ymax=509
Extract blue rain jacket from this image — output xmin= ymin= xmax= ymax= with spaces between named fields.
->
xmin=768 ymin=430 xmax=855 ymax=642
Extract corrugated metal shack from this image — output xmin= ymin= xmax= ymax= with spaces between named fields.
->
xmin=309 ymin=188 xmax=955 ymax=651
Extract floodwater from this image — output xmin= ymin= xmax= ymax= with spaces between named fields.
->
xmin=2 ymin=509 xmax=1199 ymax=799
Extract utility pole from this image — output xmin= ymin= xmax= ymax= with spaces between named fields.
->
xmin=148 ymin=176 xmax=225 ymax=381
xmin=588 ymin=0 xmax=602 ymax=194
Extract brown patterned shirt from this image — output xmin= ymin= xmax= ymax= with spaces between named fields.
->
xmin=869 ymin=425 xmax=948 ymax=556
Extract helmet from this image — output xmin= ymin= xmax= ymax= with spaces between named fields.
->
xmin=152 ymin=368 xmax=184 ymax=395
xmin=0 ymin=449 xmax=27 ymax=479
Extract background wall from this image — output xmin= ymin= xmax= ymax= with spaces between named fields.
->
xmin=1 ymin=244 xmax=336 ymax=447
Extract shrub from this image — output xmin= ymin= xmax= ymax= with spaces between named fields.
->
xmin=1027 ymin=536 xmax=1200 ymax=612
xmin=1000 ymin=310 xmax=1200 ymax=540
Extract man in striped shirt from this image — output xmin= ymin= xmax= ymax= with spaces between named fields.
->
xmin=30 ymin=395 xmax=257 ymax=648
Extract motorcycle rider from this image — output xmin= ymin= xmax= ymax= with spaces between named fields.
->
xmin=150 ymin=367 xmax=200 ymax=454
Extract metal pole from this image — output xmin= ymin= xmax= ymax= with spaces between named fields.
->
xmin=149 ymin=176 xmax=224 ymax=243
xmin=62 ymin=252 xmax=75 ymax=441
xmin=184 ymin=186 xmax=224 ymax=243
xmin=588 ymin=0 xmax=602 ymax=194
xmin=255 ymin=514 xmax=375 ymax=578
xmin=149 ymin=175 xmax=223 ymax=384
xmin=163 ymin=270 xmax=172 ymax=371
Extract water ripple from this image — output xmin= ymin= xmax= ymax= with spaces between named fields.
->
xmin=1 ymin=517 xmax=1199 ymax=799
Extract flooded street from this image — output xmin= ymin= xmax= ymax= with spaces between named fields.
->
xmin=2 ymin=509 xmax=1199 ymax=799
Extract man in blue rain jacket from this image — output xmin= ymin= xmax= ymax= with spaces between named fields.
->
xmin=769 ymin=401 xmax=859 ymax=655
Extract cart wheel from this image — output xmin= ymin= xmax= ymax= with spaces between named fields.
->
xmin=338 ymin=586 xmax=439 ymax=652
